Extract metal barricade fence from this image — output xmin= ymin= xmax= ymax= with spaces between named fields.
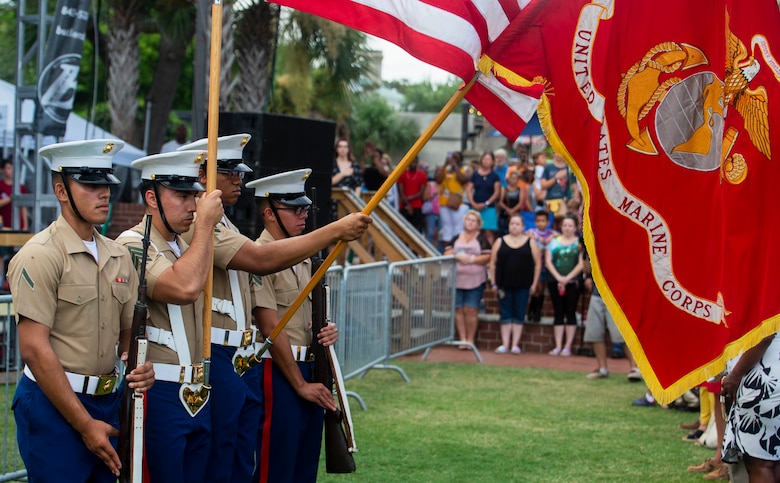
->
xmin=324 ymin=266 xmax=344 ymax=364
xmin=335 ymin=262 xmax=393 ymax=382
xmin=387 ymin=257 xmax=457 ymax=359
xmin=0 ymin=294 xmax=25 ymax=482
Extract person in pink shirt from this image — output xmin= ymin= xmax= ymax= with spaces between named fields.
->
xmin=445 ymin=210 xmax=491 ymax=349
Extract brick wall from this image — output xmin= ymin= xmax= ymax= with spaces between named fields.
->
xmin=477 ymin=284 xmax=593 ymax=353
xmin=108 ymin=202 xmax=146 ymax=239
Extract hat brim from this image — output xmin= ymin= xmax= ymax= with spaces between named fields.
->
xmin=64 ymin=171 xmax=121 ymax=186
xmin=216 ymin=161 xmax=252 ymax=173
xmin=271 ymin=194 xmax=312 ymax=207
xmin=159 ymin=179 xmax=206 ymax=192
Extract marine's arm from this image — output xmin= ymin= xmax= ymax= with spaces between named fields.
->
xmin=228 ymin=213 xmax=371 ymax=275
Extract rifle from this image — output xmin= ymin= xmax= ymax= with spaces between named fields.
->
xmin=310 ymin=188 xmax=356 ymax=473
xmin=118 ymin=214 xmax=152 ymax=483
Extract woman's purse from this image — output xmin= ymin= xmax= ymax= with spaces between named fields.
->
xmin=446 ymin=191 xmax=462 ymax=210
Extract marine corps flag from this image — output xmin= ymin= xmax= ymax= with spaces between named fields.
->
xmin=485 ymin=0 xmax=780 ymax=402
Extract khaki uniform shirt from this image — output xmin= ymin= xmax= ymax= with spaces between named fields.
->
xmin=181 ymin=216 xmax=252 ymax=331
xmin=251 ymin=230 xmax=312 ymax=346
xmin=116 ymin=221 xmax=203 ymax=365
xmin=9 ymin=216 xmax=138 ymax=375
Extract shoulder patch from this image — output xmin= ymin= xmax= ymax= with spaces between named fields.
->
xmin=250 ymin=274 xmax=263 ymax=287
xmin=20 ymin=267 xmax=34 ymax=290
xmin=126 ymin=245 xmax=150 ymax=273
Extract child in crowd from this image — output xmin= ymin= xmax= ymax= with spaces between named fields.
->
xmin=525 ymin=210 xmax=558 ymax=322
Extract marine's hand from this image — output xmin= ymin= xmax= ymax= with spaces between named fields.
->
xmin=79 ymin=418 xmax=121 ymax=476
xmin=318 ymin=323 xmax=338 ymax=347
xmin=297 ymin=382 xmax=337 ymax=411
xmin=335 ymin=213 xmax=372 ymax=241
xmin=126 ymin=360 xmax=155 ymax=392
xmin=195 ymin=189 xmax=224 ymax=227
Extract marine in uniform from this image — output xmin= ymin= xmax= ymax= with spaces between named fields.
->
xmin=247 ymin=169 xmax=340 ymax=483
xmin=10 ymin=139 xmax=154 ymax=482
xmin=115 ymin=150 xmax=224 ymax=483
xmin=177 ymin=134 xmax=373 ymax=482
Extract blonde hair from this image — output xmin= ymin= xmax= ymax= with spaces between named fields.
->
xmin=463 ymin=209 xmax=483 ymax=229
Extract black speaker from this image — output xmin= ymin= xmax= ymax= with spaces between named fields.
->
xmin=219 ymin=112 xmax=335 ymax=238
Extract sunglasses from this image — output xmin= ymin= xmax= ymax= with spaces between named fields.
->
xmin=217 ymin=169 xmax=245 ymax=180
xmin=274 ymin=205 xmax=311 ymax=216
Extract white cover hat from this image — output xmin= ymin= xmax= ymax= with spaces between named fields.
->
xmin=177 ymin=133 xmax=252 ymax=172
xmin=39 ymin=139 xmax=124 ymax=185
xmin=132 ymin=150 xmax=206 ymax=191
xmin=245 ymin=169 xmax=313 ymax=206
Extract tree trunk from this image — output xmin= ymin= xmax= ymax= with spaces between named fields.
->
xmin=142 ymin=32 xmax=192 ymax=153
xmin=107 ymin=9 xmax=139 ymax=142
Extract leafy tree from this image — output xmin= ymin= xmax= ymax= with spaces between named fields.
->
xmin=0 ymin=2 xmax=15 ymax=82
xmin=386 ymin=78 xmax=462 ymax=113
xmin=347 ymin=94 xmax=418 ymax=160
xmin=270 ymin=12 xmax=373 ymax=132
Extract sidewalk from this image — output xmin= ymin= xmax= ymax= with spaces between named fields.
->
xmin=399 ymin=344 xmax=636 ymax=375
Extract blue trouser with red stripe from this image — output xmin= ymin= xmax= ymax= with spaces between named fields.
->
xmin=13 ymin=375 xmax=122 ymax=483
xmin=255 ymin=359 xmax=325 ymax=483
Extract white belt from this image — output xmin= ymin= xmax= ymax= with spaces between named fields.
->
xmin=211 ymin=327 xmax=257 ymax=348
xmin=260 ymin=344 xmax=314 ymax=362
xmin=211 ymin=297 xmax=237 ymax=321
xmin=23 ymin=366 xmax=118 ymax=396
xmin=152 ymin=363 xmax=204 ymax=384
xmin=146 ymin=326 xmax=177 ymax=352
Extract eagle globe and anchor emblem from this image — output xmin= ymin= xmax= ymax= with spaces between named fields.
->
xmin=617 ymin=31 xmax=772 ymax=183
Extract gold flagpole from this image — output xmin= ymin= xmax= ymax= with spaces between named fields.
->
xmin=254 ymin=74 xmax=479 ymax=359
xmin=202 ymin=0 xmax=222 ymax=387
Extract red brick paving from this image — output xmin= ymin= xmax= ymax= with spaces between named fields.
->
xmin=399 ymin=344 xmax=635 ymax=375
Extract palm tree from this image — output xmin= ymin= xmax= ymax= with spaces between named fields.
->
xmin=231 ymin=1 xmax=278 ymax=112
xmin=143 ymin=0 xmax=196 ymax=152
xmin=271 ymin=11 xmax=373 ymax=133
xmin=107 ymin=0 xmax=144 ymax=142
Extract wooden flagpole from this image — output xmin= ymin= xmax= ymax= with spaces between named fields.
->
xmin=253 ymin=74 xmax=479 ymax=358
xmin=202 ymin=0 xmax=222 ymax=387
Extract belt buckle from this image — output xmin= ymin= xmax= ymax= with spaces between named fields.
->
xmin=232 ymin=346 xmax=255 ymax=376
xmin=213 ymin=299 xmax=224 ymax=314
xmin=240 ymin=329 xmax=254 ymax=348
xmin=94 ymin=375 xmax=117 ymax=396
xmin=191 ymin=364 xmax=204 ymax=384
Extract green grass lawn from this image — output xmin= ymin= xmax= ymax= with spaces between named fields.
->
xmin=0 ymin=362 xmax=717 ymax=482
xmin=318 ymin=361 xmax=714 ymax=483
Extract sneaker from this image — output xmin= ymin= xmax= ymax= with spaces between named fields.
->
xmin=687 ymin=458 xmax=716 ymax=473
xmin=548 ymin=348 xmax=561 ymax=356
xmin=510 ymin=346 xmax=521 ymax=355
xmin=632 ymin=397 xmax=657 ymax=407
xmin=586 ymin=369 xmax=609 ymax=379
xmin=703 ymin=463 xmax=729 ymax=480
xmin=627 ymin=368 xmax=643 ymax=382
xmin=683 ymin=429 xmax=704 ymax=441
xmin=560 ymin=348 xmax=571 ymax=357
xmin=494 ymin=346 xmax=508 ymax=354
xmin=679 ymin=419 xmax=701 ymax=430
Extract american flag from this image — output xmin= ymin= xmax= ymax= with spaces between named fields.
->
xmin=272 ymin=0 xmax=549 ymax=139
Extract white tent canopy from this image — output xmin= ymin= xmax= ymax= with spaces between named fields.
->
xmin=0 ymin=78 xmax=146 ymax=167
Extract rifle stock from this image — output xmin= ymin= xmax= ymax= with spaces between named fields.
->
xmin=310 ymin=186 xmax=356 ymax=473
xmin=118 ymin=214 xmax=152 ymax=483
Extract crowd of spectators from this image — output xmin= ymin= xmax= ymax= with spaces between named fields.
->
xmin=331 ymin=138 xmax=585 ymax=353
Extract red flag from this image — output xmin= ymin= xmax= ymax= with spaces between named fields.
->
xmin=487 ymin=0 xmax=780 ymax=402
xmin=270 ymin=0 xmax=547 ymax=139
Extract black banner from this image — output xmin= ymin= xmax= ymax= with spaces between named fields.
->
xmin=34 ymin=0 xmax=90 ymax=136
